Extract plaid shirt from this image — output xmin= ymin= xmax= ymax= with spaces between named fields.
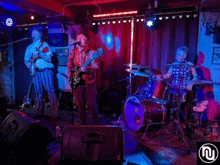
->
xmin=67 ymin=46 xmax=99 ymax=77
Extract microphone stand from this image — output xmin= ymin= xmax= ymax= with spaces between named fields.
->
xmin=69 ymin=44 xmax=77 ymax=125
xmin=70 ymin=69 xmax=75 ymax=125
xmin=115 ymin=73 xmax=135 ymax=125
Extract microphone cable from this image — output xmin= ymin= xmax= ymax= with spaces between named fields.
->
xmin=0 ymin=37 xmax=31 ymax=47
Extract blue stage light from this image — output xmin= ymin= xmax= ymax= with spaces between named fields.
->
xmin=146 ymin=20 xmax=153 ymax=27
xmin=105 ymin=33 xmax=113 ymax=49
xmin=5 ymin=17 xmax=14 ymax=27
xmin=145 ymin=16 xmax=159 ymax=29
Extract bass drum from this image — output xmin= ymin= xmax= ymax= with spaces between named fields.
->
xmin=123 ymin=96 xmax=166 ymax=131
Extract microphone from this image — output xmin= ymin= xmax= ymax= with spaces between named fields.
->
xmin=21 ymin=37 xmax=32 ymax=41
xmin=70 ymin=42 xmax=80 ymax=46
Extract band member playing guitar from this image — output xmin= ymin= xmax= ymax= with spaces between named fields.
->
xmin=24 ymin=27 xmax=58 ymax=119
xmin=67 ymin=33 xmax=103 ymax=125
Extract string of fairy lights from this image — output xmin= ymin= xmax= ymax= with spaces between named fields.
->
xmin=92 ymin=13 xmax=198 ymax=26
xmin=4 ymin=10 xmax=198 ymax=31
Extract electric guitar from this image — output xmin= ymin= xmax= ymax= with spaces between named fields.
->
xmin=71 ymin=47 xmax=103 ymax=89
xmin=29 ymin=40 xmax=44 ymax=77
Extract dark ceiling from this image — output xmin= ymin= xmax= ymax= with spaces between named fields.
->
xmin=0 ymin=0 xmax=220 ymax=26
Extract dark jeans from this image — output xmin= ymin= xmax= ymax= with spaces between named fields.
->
xmin=74 ymin=82 xmax=99 ymax=125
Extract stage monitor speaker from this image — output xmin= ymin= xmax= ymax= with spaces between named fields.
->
xmin=61 ymin=125 xmax=124 ymax=164
xmin=48 ymin=33 xmax=69 ymax=47
xmin=0 ymin=110 xmax=53 ymax=154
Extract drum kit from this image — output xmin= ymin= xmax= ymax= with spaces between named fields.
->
xmin=123 ymin=63 xmax=171 ymax=132
xmin=121 ymin=62 xmax=216 ymax=150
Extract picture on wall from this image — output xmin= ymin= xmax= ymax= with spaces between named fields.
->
xmin=212 ymin=47 xmax=220 ymax=64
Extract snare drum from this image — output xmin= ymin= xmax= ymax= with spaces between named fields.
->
xmin=147 ymin=80 xmax=170 ymax=104
xmin=123 ymin=96 xmax=166 ymax=131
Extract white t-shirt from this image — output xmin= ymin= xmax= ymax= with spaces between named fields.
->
xmin=24 ymin=39 xmax=54 ymax=70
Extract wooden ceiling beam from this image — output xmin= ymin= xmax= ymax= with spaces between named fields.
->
xmin=1 ymin=0 xmax=75 ymax=17
xmin=25 ymin=0 xmax=75 ymax=17
xmin=63 ymin=0 xmax=129 ymax=7
xmin=165 ymin=1 xmax=200 ymax=8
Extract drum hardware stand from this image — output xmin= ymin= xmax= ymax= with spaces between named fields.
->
xmin=139 ymin=119 xmax=152 ymax=141
xmin=116 ymin=74 xmax=137 ymax=126
xmin=115 ymin=100 xmax=125 ymax=126
xmin=167 ymin=81 xmax=191 ymax=153
xmin=127 ymin=72 xmax=132 ymax=97
xmin=138 ymin=119 xmax=166 ymax=141
xmin=186 ymin=86 xmax=213 ymax=141
xmin=20 ymin=80 xmax=33 ymax=111
xmin=172 ymin=107 xmax=190 ymax=148
xmin=119 ymin=74 xmax=137 ymax=97
xmin=154 ymin=85 xmax=191 ymax=153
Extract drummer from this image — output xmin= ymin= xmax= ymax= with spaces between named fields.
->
xmin=156 ymin=46 xmax=198 ymax=121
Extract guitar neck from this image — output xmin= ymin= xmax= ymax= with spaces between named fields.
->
xmin=31 ymin=40 xmax=43 ymax=59
xmin=75 ymin=47 xmax=103 ymax=74
xmin=82 ymin=56 xmax=93 ymax=68
xmin=76 ymin=56 xmax=94 ymax=74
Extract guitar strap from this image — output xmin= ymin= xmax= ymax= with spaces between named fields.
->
xmin=31 ymin=40 xmax=44 ymax=62
xmin=81 ymin=50 xmax=85 ymax=66
xmin=32 ymin=40 xmax=52 ymax=63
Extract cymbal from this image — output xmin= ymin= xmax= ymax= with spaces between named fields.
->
xmin=125 ymin=69 xmax=151 ymax=77
xmin=124 ymin=63 xmax=150 ymax=69
xmin=166 ymin=63 xmax=197 ymax=68
xmin=186 ymin=80 xmax=217 ymax=90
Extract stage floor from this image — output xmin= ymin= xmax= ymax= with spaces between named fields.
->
xmin=1 ymin=105 xmax=219 ymax=165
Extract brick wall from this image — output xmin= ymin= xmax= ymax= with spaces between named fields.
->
xmin=0 ymin=33 xmax=15 ymax=105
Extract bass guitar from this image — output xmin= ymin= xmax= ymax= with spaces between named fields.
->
xmin=71 ymin=47 xmax=103 ymax=89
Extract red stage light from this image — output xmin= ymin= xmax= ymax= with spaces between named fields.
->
xmin=31 ymin=15 xmax=34 ymax=20
xmin=93 ymin=10 xmax=138 ymax=18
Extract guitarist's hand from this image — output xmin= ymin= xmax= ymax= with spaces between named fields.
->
xmin=82 ymin=75 xmax=90 ymax=81
xmin=81 ymin=67 xmax=86 ymax=72
xmin=68 ymin=72 xmax=77 ymax=86
xmin=68 ymin=77 xmax=72 ymax=86
xmin=81 ymin=66 xmax=91 ymax=72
